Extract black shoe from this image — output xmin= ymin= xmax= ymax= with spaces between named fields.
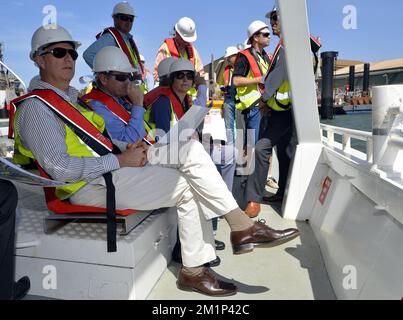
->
xmin=204 ymin=256 xmax=221 ymax=268
xmin=215 ymin=239 xmax=225 ymax=251
xmin=13 ymin=276 xmax=30 ymax=300
xmin=172 ymin=241 xmax=182 ymax=264
xmin=263 ymin=194 xmax=284 ymax=203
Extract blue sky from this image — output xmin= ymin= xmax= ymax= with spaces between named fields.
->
xmin=0 ymin=0 xmax=402 ymax=89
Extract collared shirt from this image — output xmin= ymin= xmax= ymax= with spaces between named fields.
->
xmin=88 ymin=93 xmax=146 ymax=144
xmin=83 ymin=29 xmax=135 ymax=69
xmin=16 ymin=77 xmax=120 ymax=183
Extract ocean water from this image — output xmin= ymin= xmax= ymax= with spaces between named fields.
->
xmin=321 ymin=111 xmax=372 ymax=153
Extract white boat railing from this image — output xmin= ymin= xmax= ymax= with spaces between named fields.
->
xmin=320 ymin=124 xmax=373 ymax=162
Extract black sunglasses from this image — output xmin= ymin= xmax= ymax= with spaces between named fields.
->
xmin=270 ymin=14 xmax=278 ymax=22
xmin=40 ymin=47 xmax=78 ymax=61
xmin=108 ymin=73 xmax=134 ymax=82
xmin=258 ymin=32 xmax=271 ymax=38
xmin=117 ymin=14 xmax=134 ymax=22
xmin=174 ymin=72 xmax=195 ymax=80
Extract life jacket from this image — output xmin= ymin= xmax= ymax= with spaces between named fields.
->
xmin=82 ymin=88 xmax=131 ymax=124
xmin=82 ymin=87 xmax=153 ymax=142
xmin=234 ymin=48 xmax=270 ymax=111
xmin=10 ymin=89 xmax=124 ymax=252
xmin=97 ymin=27 xmax=144 ymax=74
xmin=264 ymin=41 xmax=291 ymax=112
xmin=144 ymin=86 xmax=168 ymax=109
xmin=265 ymin=35 xmax=322 ymax=112
xmin=144 ymin=87 xmax=192 ymax=138
xmin=223 ymin=65 xmax=232 ymax=87
xmin=163 ymin=38 xmax=198 ymax=99
xmin=163 ymin=38 xmax=196 ymax=67
xmin=220 ymin=65 xmax=237 ymax=98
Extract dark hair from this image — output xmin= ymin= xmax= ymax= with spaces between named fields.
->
xmin=159 ymin=75 xmax=170 ymax=87
xmin=169 ymin=71 xmax=196 ymax=86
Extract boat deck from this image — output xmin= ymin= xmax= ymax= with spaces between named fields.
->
xmin=13 ymin=175 xmax=336 ymax=300
xmin=148 ymin=201 xmax=336 ymax=300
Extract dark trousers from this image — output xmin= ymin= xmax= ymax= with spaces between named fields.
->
xmin=245 ymin=109 xmax=293 ymax=203
xmin=0 ymin=180 xmax=18 ymax=300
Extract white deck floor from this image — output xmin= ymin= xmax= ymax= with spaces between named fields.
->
xmin=148 ymin=201 xmax=336 ymax=300
xmin=7 ymin=139 xmax=336 ymax=300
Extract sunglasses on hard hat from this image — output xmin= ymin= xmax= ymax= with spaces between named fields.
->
xmin=117 ymin=14 xmax=135 ymax=22
xmin=39 ymin=47 xmax=79 ymax=61
xmin=174 ymin=72 xmax=195 ymax=81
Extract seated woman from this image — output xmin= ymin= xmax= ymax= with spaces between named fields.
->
xmin=145 ymin=58 xmax=207 ymax=137
xmin=145 ymin=59 xmax=237 ymax=264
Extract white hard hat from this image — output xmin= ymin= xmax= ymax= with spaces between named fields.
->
xmin=224 ymin=46 xmax=239 ymax=58
xmin=158 ymin=57 xmax=176 ymax=78
xmin=139 ymin=54 xmax=145 ymax=63
xmin=175 ymin=17 xmax=197 ymax=43
xmin=247 ymin=20 xmax=269 ymax=44
xmin=30 ymin=25 xmax=81 ymax=61
xmin=169 ymin=58 xmax=195 ymax=75
xmin=112 ymin=1 xmax=135 ymax=17
xmin=93 ymin=46 xmax=135 ymax=73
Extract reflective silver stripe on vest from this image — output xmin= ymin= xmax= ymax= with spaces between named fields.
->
xmin=275 ymin=91 xmax=290 ymax=101
xmin=239 ymin=90 xmax=261 ymax=102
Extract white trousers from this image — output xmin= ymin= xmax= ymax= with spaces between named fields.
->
xmin=70 ymin=140 xmax=239 ymax=267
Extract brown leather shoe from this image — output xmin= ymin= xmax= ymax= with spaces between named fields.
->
xmin=263 ymin=194 xmax=283 ymax=203
xmin=177 ymin=267 xmax=237 ymax=297
xmin=231 ymin=221 xmax=300 ymax=254
xmin=244 ymin=202 xmax=261 ymax=218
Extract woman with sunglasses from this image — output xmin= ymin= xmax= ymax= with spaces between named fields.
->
xmin=144 ymin=58 xmax=205 ymax=137
xmin=145 ymin=58 xmax=236 ymax=265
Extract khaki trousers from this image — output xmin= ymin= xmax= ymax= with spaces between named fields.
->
xmin=70 ymin=140 xmax=239 ymax=267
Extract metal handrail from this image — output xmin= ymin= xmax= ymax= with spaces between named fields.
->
xmin=320 ymin=124 xmax=372 ymax=140
xmin=320 ymin=124 xmax=373 ymax=162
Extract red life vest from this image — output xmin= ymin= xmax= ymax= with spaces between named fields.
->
xmin=82 ymin=88 xmax=155 ymax=143
xmin=164 ymin=38 xmax=195 ymax=67
xmin=223 ymin=65 xmax=232 ymax=87
xmin=97 ymin=27 xmax=144 ymax=74
xmin=82 ymin=88 xmax=131 ymax=124
xmin=10 ymin=89 xmax=116 ymax=156
xmin=235 ymin=48 xmax=271 ymax=78
xmin=144 ymin=86 xmax=192 ymax=120
xmin=10 ymin=89 xmax=133 ymax=252
xmin=144 ymin=86 xmax=169 ymax=109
